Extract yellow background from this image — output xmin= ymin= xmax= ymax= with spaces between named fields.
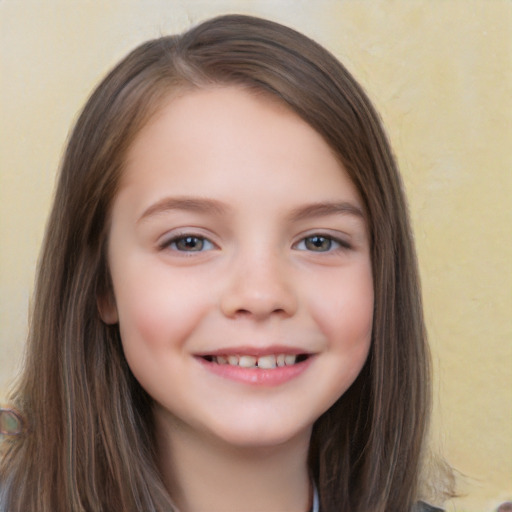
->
xmin=1 ymin=1 xmax=510 ymax=510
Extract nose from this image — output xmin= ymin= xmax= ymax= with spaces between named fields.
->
xmin=220 ymin=253 xmax=298 ymax=320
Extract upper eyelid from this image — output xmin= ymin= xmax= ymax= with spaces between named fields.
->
xmin=158 ymin=227 xmax=214 ymax=240
xmin=293 ymin=229 xmax=352 ymax=244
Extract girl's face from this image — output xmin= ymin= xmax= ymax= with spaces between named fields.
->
xmin=103 ymin=87 xmax=373 ymax=449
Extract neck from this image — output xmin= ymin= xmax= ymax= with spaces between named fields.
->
xmin=155 ymin=414 xmax=312 ymax=512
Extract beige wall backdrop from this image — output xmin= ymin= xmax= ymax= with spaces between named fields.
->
xmin=1 ymin=1 xmax=511 ymax=510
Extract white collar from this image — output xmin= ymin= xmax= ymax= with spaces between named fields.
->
xmin=311 ymin=481 xmax=319 ymax=512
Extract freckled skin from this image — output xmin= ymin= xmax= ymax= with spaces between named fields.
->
xmin=104 ymin=87 xmax=374 ymax=451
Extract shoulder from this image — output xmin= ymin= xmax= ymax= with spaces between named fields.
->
xmin=415 ymin=501 xmax=445 ymax=512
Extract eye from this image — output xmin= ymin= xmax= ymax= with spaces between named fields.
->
xmin=295 ymin=235 xmax=349 ymax=252
xmin=164 ymin=235 xmax=215 ymax=252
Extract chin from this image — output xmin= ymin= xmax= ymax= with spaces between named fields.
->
xmin=205 ymin=421 xmax=313 ymax=452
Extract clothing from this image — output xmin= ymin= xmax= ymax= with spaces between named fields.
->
xmin=310 ymin=484 xmax=443 ymax=512
xmin=415 ymin=501 xmax=445 ymax=512
xmin=0 ymin=481 xmax=444 ymax=512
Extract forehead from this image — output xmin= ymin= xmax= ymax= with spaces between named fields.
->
xmin=125 ymin=85 xmax=314 ymax=160
xmin=119 ymin=86 xmax=362 ymax=211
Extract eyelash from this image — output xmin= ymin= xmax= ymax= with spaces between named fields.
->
xmin=160 ymin=233 xmax=351 ymax=254
xmin=293 ymin=234 xmax=351 ymax=253
xmin=160 ymin=234 xmax=215 ymax=253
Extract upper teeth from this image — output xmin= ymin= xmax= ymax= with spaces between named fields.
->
xmin=213 ymin=354 xmax=299 ymax=368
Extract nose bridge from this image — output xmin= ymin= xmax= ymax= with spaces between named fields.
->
xmin=220 ymin=242 xmax=297 ymax=319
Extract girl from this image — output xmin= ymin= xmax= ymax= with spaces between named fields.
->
xmin=0 ymin=14 xmax=451 ymax=512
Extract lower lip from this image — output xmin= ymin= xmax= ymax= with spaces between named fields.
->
xmin=196 ymin=357 xmax=314 ymax=386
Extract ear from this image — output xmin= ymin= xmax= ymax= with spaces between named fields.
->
xmin=97 ymin=292 xmax=119 ymax=324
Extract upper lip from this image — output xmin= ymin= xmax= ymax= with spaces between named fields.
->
xmin=194 ymin=345 xmax=312 ymax=357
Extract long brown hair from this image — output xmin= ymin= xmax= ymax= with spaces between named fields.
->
xmin=1 ymin=14 xmax=435 ymax=511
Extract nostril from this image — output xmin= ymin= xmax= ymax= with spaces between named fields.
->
xmin=234 ymin=308 xmax=251 ymax=316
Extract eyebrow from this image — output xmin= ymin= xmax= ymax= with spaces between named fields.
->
xmin=138 ymin=197 xmax=229 ymax=222
xmin=138 ymin=196 xmax=365 ymax=224
xmin=287 ymin=201 xmax=365 ymax=223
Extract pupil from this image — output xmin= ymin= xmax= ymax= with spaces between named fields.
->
xmin=178 ymin=236 xmax=202 ymax=251
xmin=307 ymin=236 xmax=330 ymax=251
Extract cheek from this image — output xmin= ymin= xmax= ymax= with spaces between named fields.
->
xmin=297 ymin=265 xmax=373 ymax=417
xmin=113 ymin=265 xmax=213 ymax=356
xmin=310 ymin=265 xmax=374 ymax=348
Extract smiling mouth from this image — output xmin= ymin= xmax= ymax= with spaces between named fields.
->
xmin=200 ymin=353 xmax=310 ymax=369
